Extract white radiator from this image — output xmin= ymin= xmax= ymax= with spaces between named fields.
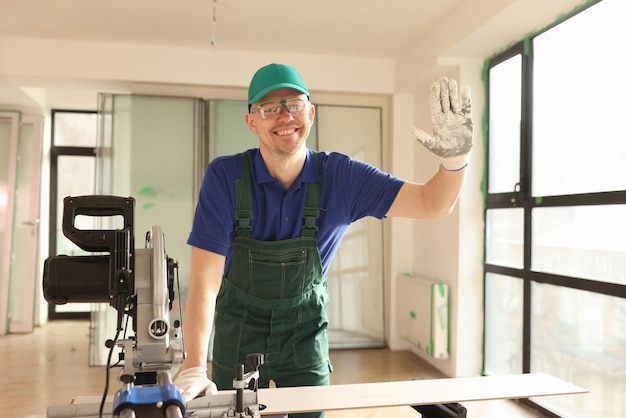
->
xmin=396 ymin=274 xmax=449 ymax=360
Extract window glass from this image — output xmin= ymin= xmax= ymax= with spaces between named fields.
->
xmin=485 ymin=208 xmax=524 ymax=268
xmin=484 ymin=273 xmax=524 ymax=376
xmin=54 ymin=155 xmax=96 ymax=314
xmin=56 ymin=156 xmax=96 ymax=256
xmin=531 ymin=282 xmax=626 ymax=417
xmin=532 ymin=205 xmax=626 ymax=285
xmin=532 ymin=0 xmax=626 ymax=196
xmin=488 ymin=54 xmax=521 ymax=194
xmin=54 ymin=112 xmax=98 ymax=147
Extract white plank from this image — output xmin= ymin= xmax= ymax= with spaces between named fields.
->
xmin=256 ymin=373 xmax=587 ymax=415
xmin=55 ymin=373 xmax=587 ymax=417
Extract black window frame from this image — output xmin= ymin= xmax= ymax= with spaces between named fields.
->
xmin=483 ymin=0 xmax=626 ymax=416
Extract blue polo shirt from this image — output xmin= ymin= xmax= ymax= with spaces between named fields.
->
xmin=188 ymin=148 xmax=405 ymax=276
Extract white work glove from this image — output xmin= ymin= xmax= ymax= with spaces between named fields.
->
xmin=409 ymin=77 xmax=473 ymax=171
xmin=174 ymin=366 xmax=218 ymax=402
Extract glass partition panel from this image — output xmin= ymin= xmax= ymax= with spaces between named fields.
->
xmin=0 ymin=115 xmax=17 ymax=268
xmin=316 ymin=105 xmax=384 ymax=348
xmin=106 ymin=94 xmax=203 ymax=304
xmin=0 ymin=112 xmax=19 ymax=335
xmin=531 ymin=282 xmax=626 ymax=418
xmin=97 ymin=94 xmax=113 ymax=195
xmin=208 ymin=100 xmax=257 ymax=159
xmin=91 ymin=94 xmax=204 ymax=365
xmin=206 ymin=100 xmax=383 ymax=348
xmin=7 ymin=115 xmax=43 ymax=333
xmin=532 ymin=205 xmax=626 ymax=285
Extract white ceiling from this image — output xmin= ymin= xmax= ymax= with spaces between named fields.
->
xmin=0 ymin=0 xmax=462 ymax=58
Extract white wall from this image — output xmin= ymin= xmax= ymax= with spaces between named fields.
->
xmin=392 ymin=61 xmax=486 ymax=378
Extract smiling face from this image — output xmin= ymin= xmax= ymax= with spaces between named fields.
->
xmin=245 ymin=88 xmax=315 ymax=159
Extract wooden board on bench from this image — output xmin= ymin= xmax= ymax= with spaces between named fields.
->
xmin=54 ymin=373 xmax=586 ymax=417
xmin=254 ymin=373 xmax=587 ymax=415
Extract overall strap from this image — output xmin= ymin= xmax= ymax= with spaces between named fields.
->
xmin=234 ymin=151 xmax=323 ymax=238
xmin=301 ymin=152 xmax=322 ymax=238
xmin=235 ymin=152 xmax=253 ymax=237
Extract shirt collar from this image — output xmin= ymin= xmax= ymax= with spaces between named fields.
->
xmin=252 ymin=148 xmax=320 ymax=188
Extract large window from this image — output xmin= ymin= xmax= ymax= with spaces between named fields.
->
xmin=483 ymin=1 xmax=626 ymax=417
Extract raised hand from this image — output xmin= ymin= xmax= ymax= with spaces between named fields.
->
xmin=409 ymin=77 xmax=473 ymax=171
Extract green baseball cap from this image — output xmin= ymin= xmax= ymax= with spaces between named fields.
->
xmin=248 ymin=63 xmax=310 ymax=105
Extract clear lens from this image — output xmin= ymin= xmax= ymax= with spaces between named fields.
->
xmin=253 ymin=98 xmax=308 ymax=119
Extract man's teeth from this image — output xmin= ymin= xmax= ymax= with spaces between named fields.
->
xmin=276 ymin=128 xmax=296 ymax=135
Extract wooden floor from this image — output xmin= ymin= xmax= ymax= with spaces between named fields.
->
xmin=0 ymin=320 xmax=545 ymax=418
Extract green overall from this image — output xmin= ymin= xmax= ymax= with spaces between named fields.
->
xmin=212 ymin=152 xmax=330 ymax=418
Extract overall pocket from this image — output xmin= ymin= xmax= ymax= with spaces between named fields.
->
xmin=292 ymin=286 xmax=330 ymax=369
xmin=247 ymin=248 xmax=308 ymax=298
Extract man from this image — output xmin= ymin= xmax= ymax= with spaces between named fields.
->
xmin=174 ymin=63 xmax=473 ymax=418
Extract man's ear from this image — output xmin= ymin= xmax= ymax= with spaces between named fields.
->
xmin=308 ymin=103 xmax=316 ymax=125
xmin=245 ymin=112 xmax=258 ymax=134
